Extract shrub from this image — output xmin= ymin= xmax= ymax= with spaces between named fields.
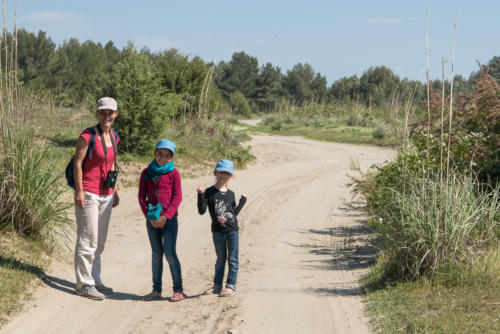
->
xmin=372 ymin=125 xmax=387 ymax=139
xmin=209 ymin=140 xmax=255 ymax=168
xmin=229 ymin=91 xmax=251 ymax=117
xmin=0 ymin=127 xmax=71 ymax=247
xmin=271 ymin=122 xmax=282 ymax=131
xmin=418 ymin=69 xmax=500 ymax=185
xmin=105 ymin=45 xmax=169 ymax=155
xmin=264 ymin=116 xmax=277 ymax=125
xmin=371 ymin=171 xmax=499 ymax=279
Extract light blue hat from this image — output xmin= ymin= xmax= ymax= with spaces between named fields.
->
xmin=155 ymin=139 xmax=176 ymax=154
xmin=215 ymin=159 xmax=234 ymax=175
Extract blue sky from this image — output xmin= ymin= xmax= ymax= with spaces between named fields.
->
xmin=10 ymin=0 xmax=500 ymax=84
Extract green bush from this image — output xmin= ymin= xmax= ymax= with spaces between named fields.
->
xmin=372 ymin=125 xmax=387 ymax=139
xmin=264 ymin=116 xmax=277 ymax=125
xmin=422 ymin=70 xmax=500 ymax=185
xmin=368 ymin=170 xmax=499 ymax=279
xmin=271 ymin=122 xmax=282 ymax=131
xmin=209 ymin=140 xmax=255 ymax=168
xmin=0 ymin=128 xmax=71 ymax=246
xmin=229 ymin=91 xmax=251 ymax=117
xmin=105 ymin=45 xmax=169 ymax=155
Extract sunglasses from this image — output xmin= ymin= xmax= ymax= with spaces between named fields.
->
xmin=98 ymin=110 xmax=116 ymax=117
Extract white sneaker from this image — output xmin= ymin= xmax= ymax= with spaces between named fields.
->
xmin=76 ymin=285 xmax=105 ymax=300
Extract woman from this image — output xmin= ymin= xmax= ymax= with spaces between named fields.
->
xmin=73 ymin=97 xmax=120 ymax=300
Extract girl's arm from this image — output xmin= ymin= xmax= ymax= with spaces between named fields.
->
xmin=138 ymin=170 xmax=149 ymax=216
xmin=234 ymin=194 xmax=247 ymax=216
xmin=163 ymin=169 xmax=182 ymax=219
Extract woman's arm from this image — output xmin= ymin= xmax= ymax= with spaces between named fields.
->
xmin=73 ymin=136 xmax=88 ymax=208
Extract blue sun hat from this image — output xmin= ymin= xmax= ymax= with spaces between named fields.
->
xmin=215 ymin=159 xmax=234 ymax=175
xmin=155 ymin=139 xmax=176 ymax=154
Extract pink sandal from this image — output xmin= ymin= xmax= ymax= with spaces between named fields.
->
xmin=170 ymin=292 xmax=187 ymax=302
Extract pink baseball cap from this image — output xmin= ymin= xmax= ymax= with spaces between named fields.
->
xmin=96 ymin=97 xmax=118 ymax=111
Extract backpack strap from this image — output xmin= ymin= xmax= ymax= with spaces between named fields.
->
xmin=87 ymin=127 xmax=96 ymax=161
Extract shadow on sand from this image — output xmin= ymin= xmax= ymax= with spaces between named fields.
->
xmin=0 ymin=256 xmax=143 ymax=301
xmin=282 ymin=202 xmax=378 ymax=297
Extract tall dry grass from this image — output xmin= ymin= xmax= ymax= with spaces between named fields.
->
xmin=361 ymin=9 xmax=500 ymax=279
xmin=0 ymin=1 xmax=72 ymax=247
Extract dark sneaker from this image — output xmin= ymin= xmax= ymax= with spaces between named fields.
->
xmin=76 ymin=285 xmax=105 ymax=300
xmin=95 ymin=284 xmax=113 ymax=294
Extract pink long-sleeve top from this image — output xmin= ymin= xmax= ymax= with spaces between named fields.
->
xmin=138 ymin=168 xmax=182 ymax=220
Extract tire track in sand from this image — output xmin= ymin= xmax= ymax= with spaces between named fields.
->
xmin=1 ymin=134 xmax=393 ymax=334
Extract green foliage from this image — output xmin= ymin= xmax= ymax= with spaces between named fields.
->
xmin=229 ymin=91 xmax=251 ymax=117
xmin=363 ymin=254 xmax=500 ymax=334
xmin=210 ymin=141 xmax=255 ymax=168
xmin=372 ymin=125 xmax=387 ymax=139
xmin=12 ymin=27 xmax=494 ymax=121
xmin=271 ymin=122 xmax=282 ymax=131
xmin=420 ymin=69 xmax=500 ymax=184
xmin=282 ymin=63 xmax=327 ymax=104
xmin=0 ymin=233 xmax=50 ymax=327
xmin=105 ymin=44 xmax=168 ymax=155
xmin=254 ymin=63 xmax=282 ymax=112
xmin=355 ymin=69 xmax=500 ymax=281
xmin=16 ymin=29 xmax=56 ymax=88
xmin=152 ymin=49 xmax=208 ymax=96
xmin=347 ymin=113 xmax=374 ymax=127
xmin=329 ymin=75 xmax=360 ymax=101
xmin=375 ymin=172 xmax=499 ymax=278
xmin=359 ymin=66 xmax=401 ymax=108
xmin=0 ymin=127 xmax=71 ymax=246
xmin=470 ymin=55 xmax=500 ymax=83
xmin=264 ymin=116 xmax=277 ymax=125
xmin=215 ymin=52 xmax=259 ymax=104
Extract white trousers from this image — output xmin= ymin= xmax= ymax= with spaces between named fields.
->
xmin=74 ymin=191 xmax=113 ymax=289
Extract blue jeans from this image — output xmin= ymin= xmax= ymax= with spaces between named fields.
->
xmin=146 ymin=216 xmax=183 ymax=293
xmin=212 ymin=231 xmax=239 ymax=290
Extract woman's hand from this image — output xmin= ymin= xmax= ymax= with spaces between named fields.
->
xmin=113 ymin=191 xmax=120 ymax=207
xmin=74 ymin=190 xmax=85 ymax=208
xmin=196 ymin=186 xmax=204 ymax=194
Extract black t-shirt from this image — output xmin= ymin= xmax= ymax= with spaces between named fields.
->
xmin=197 ymin=186 xmax=247 ymax=232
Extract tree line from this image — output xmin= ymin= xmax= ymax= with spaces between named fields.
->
xmin=11 ymin=28 xmax=500 ymax=116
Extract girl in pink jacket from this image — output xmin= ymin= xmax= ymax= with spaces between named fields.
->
xmin=138 ymin=139 xmax=185 ymax=302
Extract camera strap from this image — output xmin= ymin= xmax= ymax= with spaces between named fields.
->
xmin=95 ymin=124 xmax=119 ymax=172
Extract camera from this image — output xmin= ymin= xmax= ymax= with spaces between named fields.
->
xmin=104 ymin=170 xmax=119 ymax=189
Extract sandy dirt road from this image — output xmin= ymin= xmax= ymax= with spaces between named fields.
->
xmin=2 ymin=134 xmax=393 ymax=334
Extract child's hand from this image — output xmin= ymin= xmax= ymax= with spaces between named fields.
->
xmin=241 ymin=194 xmax=247 ymax=198
xmin=157 ymin=215 xmax=167 ymax=228
xmin=196 ymin=186 xmax=204 ymax=194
